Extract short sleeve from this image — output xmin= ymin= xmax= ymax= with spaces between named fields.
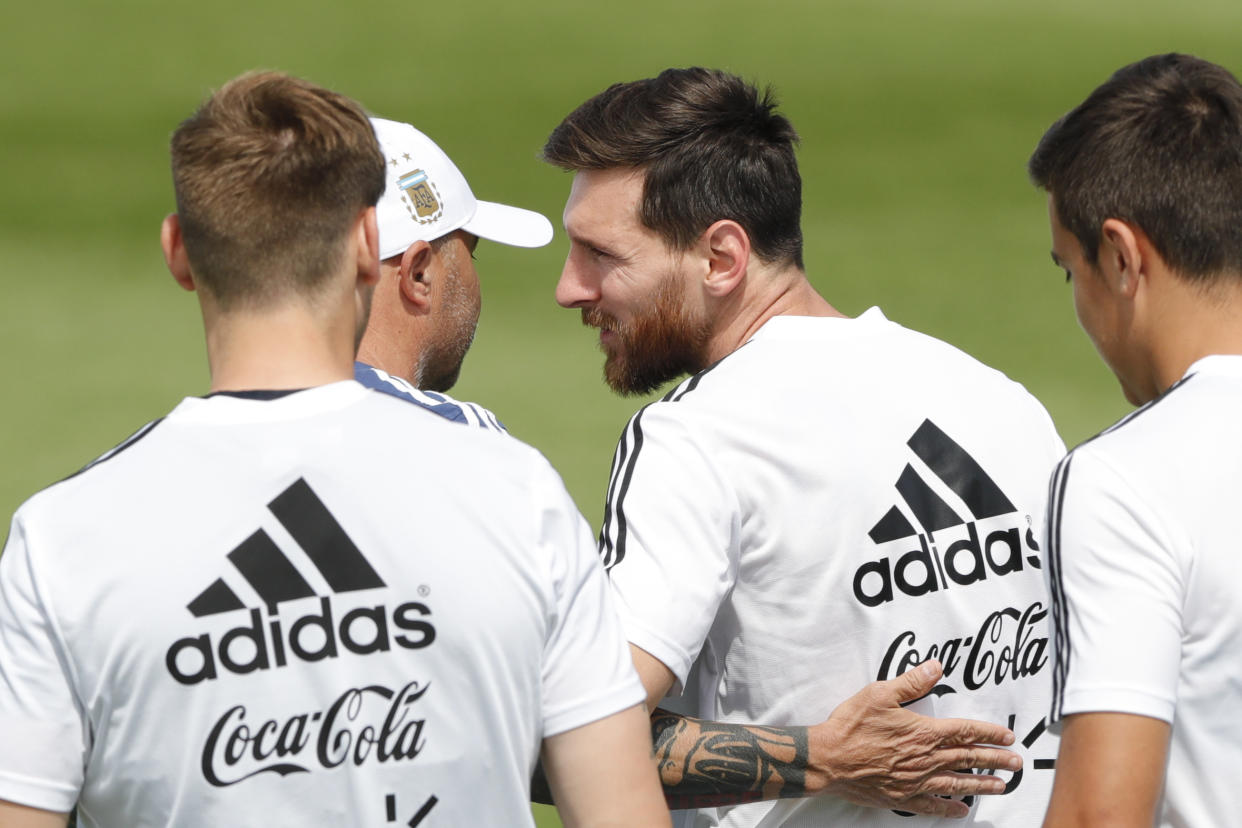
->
xmin=1045 ymin=449 xmax=1185 ymax=726
xmin=0 ymin=511 xmax=88 ymax=812
xmin=598 ymin=404 xmax=739 ymax=690
xmin=533 ymin=460 xmax=645 ymax=738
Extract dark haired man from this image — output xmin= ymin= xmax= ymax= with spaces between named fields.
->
xmin=355 ymin=117 xmax=553 ymax=431
xmin=544 ymin=67 xmax=1065 ymax=825
xmin=1031 ymin=53 xmax=1242 ymax=826
xmin=0 ymin=72 xmax=669 ymax=827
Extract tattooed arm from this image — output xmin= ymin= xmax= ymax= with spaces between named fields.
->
xmin=649 ymin=709 xmax=804 ymax=810
xmin=633 ymin=647 xmax=1023 ymax=818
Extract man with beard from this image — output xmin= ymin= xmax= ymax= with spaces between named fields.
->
xmin=355 ymin=117 xmax=553 ymax=432
xmin=542 ymin=68 xmax=1066 ymax=825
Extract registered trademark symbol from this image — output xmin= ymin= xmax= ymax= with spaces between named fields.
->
xmin=418 ymin=585 xmax=430 ymax=597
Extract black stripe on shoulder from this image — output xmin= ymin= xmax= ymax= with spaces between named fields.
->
xmin=1046 ymin=453 xmax=1074 ymax=723
xmin=56 ymin=418 xmax=167 ymax=486
xmin=601 ymin=402 xmax=657 ymax=571
xmin=665 ymin=342 xmax=749 ymax=403
xmin=1076 ymin=373 xmax=1198 ymax=451
xmin=1044 ymin=375 xmax=1195 ymax=720
xmin=599 ymin=413 xmax=634 ymax=567
xmin=607 ymin=411 xmax=648 ymax=572
xmin=603 ymin=342 xmax=750 ymax=569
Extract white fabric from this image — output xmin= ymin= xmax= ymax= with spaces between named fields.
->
xmin=603 ymin=309 xmax=1065 ymax=827
xmin=0 ymin=381 xmax=642 ymax=826
xmin=1046 ymin=354 xmax=1242 ymax=827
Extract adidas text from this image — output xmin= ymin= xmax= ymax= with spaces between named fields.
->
xmin=853 ymin=522 xmax=1041 ymax=607
xmin=166 ymin=597 xmax=435 ymax=685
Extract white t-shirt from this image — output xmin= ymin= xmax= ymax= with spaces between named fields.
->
xmin=1046 ymin=354 xmax=1242 ymax=827
xmin=0 ymin=381 xmax=642 ymax=827
xmin=602 ymin=309 xmax=1065 ymax=827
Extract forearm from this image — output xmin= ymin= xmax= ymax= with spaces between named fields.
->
xmin=647 ymin=662 xmax=1025 ymax=820
xmin=650 ymin=708 xmax=811 ymax=810
xmin=1042 ymin=713 xmax=1169 ymax=828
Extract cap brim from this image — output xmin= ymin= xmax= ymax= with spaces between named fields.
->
xmin=463 ymin=200 xmax=555 ymax=248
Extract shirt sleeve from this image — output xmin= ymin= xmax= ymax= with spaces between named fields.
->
xmin=533 ymin=459 xmax=645 ymax=738
xmin=0 ymin=510 xmax=88 ymax=812
xmin=1045 ymin=447 xmax=1185 ymax=726
xmin=598 ymin=403 xmax=739 ymax=691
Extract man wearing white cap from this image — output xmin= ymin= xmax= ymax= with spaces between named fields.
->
xmin=354 ymin=117 xmax=553 ymax=432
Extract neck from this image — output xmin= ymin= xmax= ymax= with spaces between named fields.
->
xmin=203 ymin=303 xmax=357 ymax=393
xmin=705 ymin=264 xmax=844 ymax=363
xmin=1147 ymin=274 xmax=1242 ymax=393
xmin=355 ymin=295 xmax=427 ymax=388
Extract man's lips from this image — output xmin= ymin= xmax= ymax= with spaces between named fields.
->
xmin=581 ymin=308 xmax=617 ymax=344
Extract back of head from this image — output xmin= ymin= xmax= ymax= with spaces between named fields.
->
xmin=170 ymin=72 xmax=386 ymax=309
xmin=543 ymin=67 xmax=804 ymax=269
xmin=1029 ymin=53 xmax=1242 ymax=281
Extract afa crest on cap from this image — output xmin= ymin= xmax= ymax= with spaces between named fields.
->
xmin=396 ymin=168 xmax=443 ymax=224
xmin=372 ymin=116 xmax=554 ymax=258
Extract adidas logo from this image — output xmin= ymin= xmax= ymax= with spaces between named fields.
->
xmin=166 ymin=478 xmax=435 ymax=685
xmin=853 ymin=420 xmax=1040 ymax=607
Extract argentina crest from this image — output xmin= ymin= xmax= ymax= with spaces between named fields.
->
xmin=397 ymin=167 xmax=443 ymax=223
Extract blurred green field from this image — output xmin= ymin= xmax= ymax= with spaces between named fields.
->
xmin=3 ymin=1 xmax=1240 ymax=824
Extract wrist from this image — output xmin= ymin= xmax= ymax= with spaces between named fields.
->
xmin=803 ymin=719 xmax=840 ymax=796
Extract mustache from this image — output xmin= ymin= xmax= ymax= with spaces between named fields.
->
xmin=581 ymin=307 xmax=618 ymax=330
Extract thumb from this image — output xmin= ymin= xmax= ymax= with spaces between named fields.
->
xmin=887 ymin=659 xmax=942 ymax=705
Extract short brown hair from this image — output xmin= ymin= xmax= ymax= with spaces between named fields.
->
xmin=543 ymin=68 xmax=803 ymax=269
xmin=170 ymin=71 xmax=385 ymax=308
xmin=1029 ymin=53 xmax=1242 ymax=281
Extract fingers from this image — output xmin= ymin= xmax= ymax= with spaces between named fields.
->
xmin=889 ymin=769 xmax=1014 ymax=818
xmin=928 ymin=716 xmax=1016 ymax=747
xmin=939 ymin=745 xmax=1021 ymax=773
xmin=882 ymin=659 xmax=943 ymax=705
xmin=917 ymin=770 xmax=1008 ymax=797
xmin=892 ymin=794 xmax=972 ymax=819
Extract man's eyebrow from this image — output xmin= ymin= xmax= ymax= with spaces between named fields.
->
xmin=567 ymin=228 xmax=614 ymax=254
xmin=1050 ymin=250 xmax=1063 ymax=267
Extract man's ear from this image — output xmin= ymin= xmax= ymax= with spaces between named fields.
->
xmin=398 ymin=240 xmax=434 ymax=310
xmin=1100 ymin=218 xmax=1145 ymax=298
xmin=356 ymin=207 xmax=381 ymax=287
xmin=701 ymin=219 xmax=750 ymax=299
xmin=161 ymin=214 xmax=196 ymax=292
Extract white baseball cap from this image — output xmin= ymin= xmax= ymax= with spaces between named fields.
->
xmin=371 ymin=117 xmax=554 ymax=260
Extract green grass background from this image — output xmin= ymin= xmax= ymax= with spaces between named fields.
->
xmin=2 ymin=2 xmax=1239 ymax=824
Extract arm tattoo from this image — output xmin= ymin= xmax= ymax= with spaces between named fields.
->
xmin=650 ymin=708 xmax=809 ymax=810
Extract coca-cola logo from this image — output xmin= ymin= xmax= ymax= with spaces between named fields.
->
xmin=876 ymin=601 xmax=1049 ymax=690
xmin=201 ymin=680 xmax=429 ymax=787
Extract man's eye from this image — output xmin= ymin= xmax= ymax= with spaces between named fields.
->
xmin=1063 ymin=269 xmax=1072 ymax=284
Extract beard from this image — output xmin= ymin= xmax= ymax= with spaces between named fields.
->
xmin=584 ymin=273 xmax=712 ymax=396
xmin=417 ymin=252 xmax=480 ymax=393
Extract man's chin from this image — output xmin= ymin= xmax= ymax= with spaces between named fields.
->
xmin=604 ymin=356 xmax=684 ymax=397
